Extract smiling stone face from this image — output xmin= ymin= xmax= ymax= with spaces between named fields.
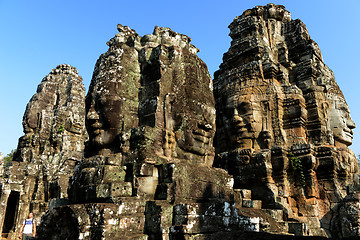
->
xmin=328 ymin=98 xmax=356 ymax=147
xmin=83 ymin=25 xmax=216 ymax=165
xmin=212 ymin=4 xmax=359 ymax=236
xmin=86 ymin=86 xmax=124 ymax=149
xmin=217 ymin=89 xmax=272 ymax=152
xmin=171 ymin=55 xmax=216 ymax=165
xmin=68 ymin=25 xmax=218 ymax=204
xmin=132 ymin=27 xmax=216 ymax=166
xmin=225 ymin=95 xmax=263 ymax=149
xmin=85 ymin=31 xmax=141 ymax=156
xmin=173 ymin=101 xmax=216 ymax=162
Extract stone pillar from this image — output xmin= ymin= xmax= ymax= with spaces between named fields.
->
xmin=0 ymin=188 xmax=11 ymax=235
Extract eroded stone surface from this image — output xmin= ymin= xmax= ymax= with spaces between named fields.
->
xmin=0 ymin=64 xmax=86 ymax=239
xmin=214 ymin=3 xmax=358 ymax=238
xmin=69 ymin=24 xmax=216 ymax=205
xmin=1 ymin=3 xmax=359 ymax=240
xmin=45 ymin=26 xmax=253 ymax=240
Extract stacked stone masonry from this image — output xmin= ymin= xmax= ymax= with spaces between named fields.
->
xmin=213 ymin=3 xmax=358 ymax=238
xmin=0 ymin=64 xmax=87 ymax=239
xmin=0 ymin=3 xmax=359 ymax=240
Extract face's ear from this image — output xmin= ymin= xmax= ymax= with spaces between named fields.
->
xmin=164 ymin=93 xmax=176 ymax=130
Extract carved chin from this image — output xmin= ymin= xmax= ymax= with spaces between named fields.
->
xmin=231 ymin=137 xmax=253 ymax=149
xmin=92 ymin=134 xmax=103 ymax=146
xmin=231 ymin=132 xmax=255 ymax=142
xmin=92 ymin=131 xmax=115 ymax=147
xmin=180 ymin=138 xmax=210 ymax=156
xmin=187 ymin=145 xmax=207 ymax=156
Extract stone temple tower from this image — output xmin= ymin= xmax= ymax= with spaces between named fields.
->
xmin=1 ymin=3 xmax=359 ymax=240
xmin=214 ymin=3 xmax=358 ymax=238
xmin=0 ymin=64 xmax=86 ymax=239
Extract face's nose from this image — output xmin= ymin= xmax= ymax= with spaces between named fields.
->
xmin=232 ymin=109 xmax=244 ymax=123
xmin=233 ymin=115 xmax=244 ymax=124
xmin=87 ymin=107 xmax=99 ymax=121
xmin=347 ymin=117 xmax=356 ymax=130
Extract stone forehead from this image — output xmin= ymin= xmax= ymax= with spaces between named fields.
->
xmin=331 ymin=99 xmax=350 ymax=111
xmin=224 ymin=86 xmax=267 ymax=99
xmin=226 ymin=94 xmax=264 ymax=107
xmin=186 ymin=101 xmax=216 ymax=115
xmin=326 ymin=88 xmax=346 ymax=102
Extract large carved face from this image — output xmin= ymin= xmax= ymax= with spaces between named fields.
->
xmin=328 ymin=99 xmax=356 ymax=146
xmin=86 ymin=81 xmax=124 ymax=151
xmin=175 ymin=103 xmax=216 ymax=157
xmin=224 ymin=94 xmax=263 ymax=149
xmin=85 ymin=43 xmax=139 ymax=156
xmin=162 ymin=59 xmax=216 ymax=164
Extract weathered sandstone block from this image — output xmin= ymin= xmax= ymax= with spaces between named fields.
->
xmin=214 ymin=3 xmax=358 ymax=238
xmin=0 ymin=64 xmax=86 ymax=239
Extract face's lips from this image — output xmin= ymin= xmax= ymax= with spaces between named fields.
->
xmin=232 ymin=121 xmax=248 ymax=134
xmin=93 ymin=121 xmax=102 ymax=128
xmin=344 ymin=131 xmax=353 ymax=139
xmin=342 ymin=126 xmax=353 ymax=137
xmin=192 ymin=129 xmax=212 ymax=145
xmin=233 ymin=120 xmax=245 ymax=127
xmin=193 ymin=134 xmax=210 ymax=144
xmin=344 ymin=127 xmax=353 ymax=134
xmin=89 ymin=121 xmax=102 ymax=136
xmin=193 ymin=128 xmax=212 ymax=137
xmin=235 ymin=127 xmax=247 ymax=134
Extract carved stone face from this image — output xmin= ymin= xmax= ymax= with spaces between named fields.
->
xmin=329 ymin=99 xmax=356 ymax=146
xmin=162 ymin=60 xmax=216 ymax=164
xmin=224 ymin=95 xmax=263 ymax=149
xmin=175 ymin=104 xmax=216 ymax=157
xmin=86 ymin=81 xmax=124 ymax=150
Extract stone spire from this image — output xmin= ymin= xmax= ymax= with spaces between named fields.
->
xmin=0 ymin=64 xmax=86 ymax=238
xmin=44 ymin=25 xmax=236 ymax=240
xmin=2 ymin=3 xmax=359 ymax=240
xmin=69 ymin=24 xmax=217 ymax=203
xmin=214 ymin=3 xmax=358 ymax=237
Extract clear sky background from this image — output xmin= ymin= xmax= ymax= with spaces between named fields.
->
xmin=1 ymin=0 xmax=359 ymax=157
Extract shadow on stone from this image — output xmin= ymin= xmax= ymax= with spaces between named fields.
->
xmin=36 ymin=206 xmax=80 ymax=240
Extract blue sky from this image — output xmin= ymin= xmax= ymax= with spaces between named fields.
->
xmin=1 ymin=0 xmax=360 ymax=157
